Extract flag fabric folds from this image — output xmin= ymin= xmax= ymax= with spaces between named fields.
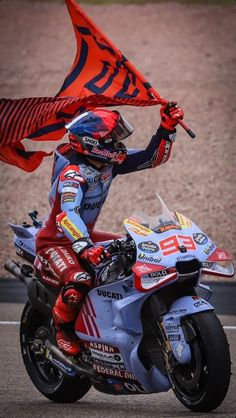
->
xmin=59 ymin=0 xmax=164 ymax=107
xmin=0 ymin=0 xmax=166 ymax=172
xmin=0 ymin=96 xmax=89 ymax=171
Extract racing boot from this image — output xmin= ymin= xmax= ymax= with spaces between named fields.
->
xmin=53 ymin=289 xmax=82 ymax=356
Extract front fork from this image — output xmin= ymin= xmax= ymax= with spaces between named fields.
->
xmin=161 ymin=296 xmax=214 ymax=365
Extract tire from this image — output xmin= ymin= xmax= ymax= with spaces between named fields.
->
xmin=20 ymin=301 xmax=92 ymax=403
xmin=169 ymin=311 xmax=231 ymax=412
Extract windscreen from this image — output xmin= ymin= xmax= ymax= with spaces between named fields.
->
xmin=130 ymin=193 xmax=181 ymax=233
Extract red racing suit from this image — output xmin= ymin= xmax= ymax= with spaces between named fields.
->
xmin=35 ymin=126 xmax=176 ymax=334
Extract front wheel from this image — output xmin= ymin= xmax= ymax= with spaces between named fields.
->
xmin=169 ymin=311 xmax=231 ymax=412
xmin=20 ymin=301 xmax=92 ymax=403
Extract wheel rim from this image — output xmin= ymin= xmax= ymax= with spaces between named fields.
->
xmin=24 ymin=319 xmax=64 ymax=389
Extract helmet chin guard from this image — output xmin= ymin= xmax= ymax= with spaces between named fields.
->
xmin=66 ymin=109 xmax=133 ymax=165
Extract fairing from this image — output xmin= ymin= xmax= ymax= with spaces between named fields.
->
xmin=123 ymin=193 xmax=234 ymax=292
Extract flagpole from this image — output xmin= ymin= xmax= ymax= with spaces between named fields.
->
xmin=146 ymin=83 xmax=196 ymax=139
xmin=121 ymin=57 xmax=196 ymax=138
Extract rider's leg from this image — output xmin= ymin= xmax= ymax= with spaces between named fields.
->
xmin=35 ymin=245 xmax=93 ymax=356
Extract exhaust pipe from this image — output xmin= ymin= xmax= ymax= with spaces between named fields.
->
xmin=4 ymin=260 xmax=29 ymax=282
xmin=4 ymin=259 xmax=56 ymax=315
xmin=45 ymin=340 xmax=102 ymax=381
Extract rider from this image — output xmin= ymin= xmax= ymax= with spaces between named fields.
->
xmin=35 ymin=101 xmax=184 ymax=356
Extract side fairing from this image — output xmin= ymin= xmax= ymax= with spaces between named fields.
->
xmin=8 ymin=223 xmax=38 ymax=257
xmin=75 ymin=278 xmax=171 ymax=392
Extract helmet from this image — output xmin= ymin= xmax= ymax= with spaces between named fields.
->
xmin=65 ymin=109 xmax=133 ymax=164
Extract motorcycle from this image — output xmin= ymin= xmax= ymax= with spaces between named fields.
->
xmin=4 ymin=193 xmax=234 ymax=412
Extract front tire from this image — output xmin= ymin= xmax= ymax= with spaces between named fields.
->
xmin=169 ymin=311 xmax=231 ymax=412
xmin=20 ymin=301 xmax=92 ymax=403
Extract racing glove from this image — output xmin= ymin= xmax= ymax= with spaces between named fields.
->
xmin=160 ymin=101 xmax=184 ymax=131
xmin=80 ymin=246 xmax=110 ymax=266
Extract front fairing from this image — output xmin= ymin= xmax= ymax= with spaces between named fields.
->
xmin=123 ymin=194 xmax=234 ymax=291
xmin=124 ymin=198 xmax=216 ymax=268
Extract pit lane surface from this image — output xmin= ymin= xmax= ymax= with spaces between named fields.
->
xmin=0 ymin=302 xmax=236 ymax=418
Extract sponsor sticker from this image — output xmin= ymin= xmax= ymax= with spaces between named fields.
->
xmin=148 ymin=269 xmax=168 ymax=278
xmin=168 ymin=334 xmax=181 ymax=341
xmin=138 ymin=241 xmax=159 ymax=253
xmin=125 ymin=219 xmax=152 ymax=236
xmin=97 ymin=289 xmax=123 ymax=300
xmin=204 ymin=242 xmax=216 ymax=255
xmin=85 ymin=342 xmax=119 ymax=353
xmin=61 ymin=216 xmax=83 ymax=240
xmin=193 ymin=299 xmax=208 ymax=308
xmin=63 ymin=181 xmax=79 ymax=189
xmin=88 ymin=349 xmax=125 ymax=369
xmin=156 ymin=223 xmax=180 ymax=234
xmin=165 ymin=324 xmax=180 ymax=332
xmin=193 ymin=232 xmax=208 ymax=245
xmin=177 ymin=254 xmax=195 ymax=260
xmin=93 ymin=364 xmax=136 ymax=380
xmin=175 ymin=212 xmax=192 ymax=229
xmin=138 ymin=253 xmax=162 ymax=263
xmin=83 ymin=136 xmax=98 ymax=146
xmin=62 ymin=186 xmax=79 ymax=194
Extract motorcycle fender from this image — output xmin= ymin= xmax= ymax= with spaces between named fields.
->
xmin=163 ymin=296 xmax=214 ymax=365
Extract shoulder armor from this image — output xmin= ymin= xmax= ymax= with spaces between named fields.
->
xmin=59 ymin=165 xmax=86 ymax=183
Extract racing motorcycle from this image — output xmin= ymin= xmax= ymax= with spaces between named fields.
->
xmin=4 ymin=194 xmax=234 ymax=413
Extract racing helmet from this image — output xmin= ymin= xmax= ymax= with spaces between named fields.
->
xmin=65 ymin=109 xmax=133 ymax=164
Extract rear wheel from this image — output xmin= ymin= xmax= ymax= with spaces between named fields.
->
xmin=169 ymin=311 xmax=231 ymax=412
xmin=20 ymin=301 xmax=92 ymax=402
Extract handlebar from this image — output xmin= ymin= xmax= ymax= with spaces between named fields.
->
xmin=105 ymin=238 xmax=136 ymax=258
xmin=92 ymin=238 xmax=136 ymax=285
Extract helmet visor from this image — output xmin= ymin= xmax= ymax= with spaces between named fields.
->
xmin=109 ymin=112 xmax=134 ymax=142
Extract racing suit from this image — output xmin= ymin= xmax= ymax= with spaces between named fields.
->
xmin=35 ymin=126 xmax=176 ymax=355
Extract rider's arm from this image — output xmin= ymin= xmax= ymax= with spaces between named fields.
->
xmin=113 ymin=102 xmax=183 ymax=176
xmin=55 ymin=165 xmax=90 ymax=242
xmin=113 ymin=127 xmax=175 ymax=175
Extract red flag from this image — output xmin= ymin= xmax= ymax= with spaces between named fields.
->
xmin=59 ymin=0 xmax=165 ymax=106
xmin=0 ymin=0 xmax=166 ymax=172
xmin=0 ymin=96 xmax=89 ymax=171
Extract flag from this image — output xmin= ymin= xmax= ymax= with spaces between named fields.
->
xmin=0 ymin=0 xmax=166 ymax=172
xmin=0 ymin=96 xmax=89 ymax=171
xmin=59 ymin=0 xmax=165 ymax=106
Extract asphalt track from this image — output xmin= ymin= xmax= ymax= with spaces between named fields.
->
xmin=0 ymin=279 xmax=236 ymax=418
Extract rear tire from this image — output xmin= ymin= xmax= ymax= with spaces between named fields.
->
xmin=20 ymin=301 xmax=92 ymax=403
xmin=169 ymin=311 xmax=231 ymax=412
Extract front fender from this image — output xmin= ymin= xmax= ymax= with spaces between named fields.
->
xmin=163 ymin=296 xmax=214 ymax=364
